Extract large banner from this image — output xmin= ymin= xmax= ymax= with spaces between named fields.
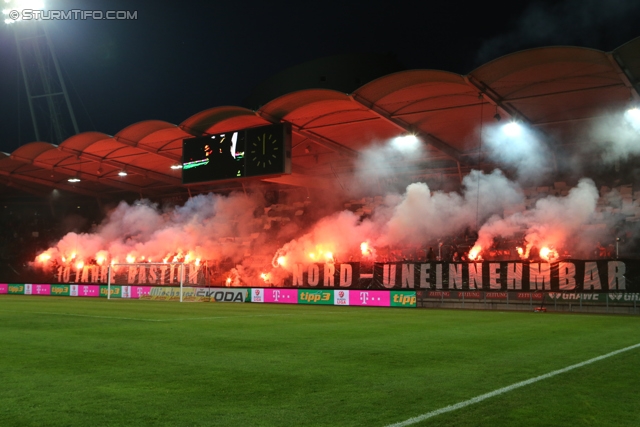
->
xmin=278 ymin=260 xmax=637 ymax=292
xmin=13 ymin=259 xmax=640 ymax=292
xmin=53 ymin=263 xmax=206 ymax=285
xmin=41 ymin=260 xmax=639 ymax=292
xmin=372 ymin=260 xmax=635 ymax=292
xmin=285 ymin=263 xmax=360 ymax=288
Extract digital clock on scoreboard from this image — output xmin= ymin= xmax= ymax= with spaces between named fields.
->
xmin=182 ymin=123 xmax=291 ymax=184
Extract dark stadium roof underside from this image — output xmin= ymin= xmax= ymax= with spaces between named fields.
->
xmin=1 ymin=38 xmax=639 ymax=199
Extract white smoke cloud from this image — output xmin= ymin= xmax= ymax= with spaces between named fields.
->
xmin=376 ymin=169 xmax=523 ymax=247
xmin=589 ymin=109 xmax=640 ymax=163
xmin=353 ymin=135 xmax=426 ymax=192
xmin=35 ymin=192 xmax=266 ymax=268
xmin=34 ymin=122 xmax=638 ymax=285
xmin=273 ymin=169 xmax=524 ymax=269
xmin=473 ymin=178 xmax=602 ymax=257
xmin=482 ymin=122 xmax=553 ymax=181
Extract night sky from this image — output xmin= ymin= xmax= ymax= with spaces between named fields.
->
xmin=0 ymin=0 xmax=638 ymax=153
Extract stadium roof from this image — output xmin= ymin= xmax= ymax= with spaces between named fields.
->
xmin=1 ymin=37 xmax=639 ymax=200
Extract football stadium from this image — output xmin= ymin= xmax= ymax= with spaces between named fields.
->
xmin=1 ymin=2 xmax=640 ymax=426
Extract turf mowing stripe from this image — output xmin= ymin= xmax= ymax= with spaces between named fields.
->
xmin=385 ymin=342 xmax=640 ymax=427
xmin=161 ymin=314 xmax=295 ymax=321
xmin=0 ymin=310 xmax=295 ymax=322
xmin=0 ymin=310 xmax=161 ymax=321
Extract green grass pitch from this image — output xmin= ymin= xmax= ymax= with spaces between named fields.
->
xmin=1 ymin=296 xmax=639 ymax=426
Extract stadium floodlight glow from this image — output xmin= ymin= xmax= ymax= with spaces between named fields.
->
xmin=394 ymin=134 xmax=418 ymax=145
xmin=502 ymin=121 xmax=523 ymax=137
xmin=67 ymin=177 xmax=81 ymax=183
xmin=391 ymin=133 xmax=420 ymax=151
xmin=625 ymin=107 xmax=640 ymax=126
xmin=3 ymin=0 xmax=45 ymax=24
xmin=170 ymin=164 xmax=183 ymax=170
xmin=117 ymin=170 xmax=128 ymax=177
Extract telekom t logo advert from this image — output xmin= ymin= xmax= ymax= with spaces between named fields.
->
xmin=350 ymin=291 xmax=390 ymax=307
xmin=264 ymin=289 xmax=297 ymax=304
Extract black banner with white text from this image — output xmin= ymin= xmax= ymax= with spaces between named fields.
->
xmin=371 ymin=260 xmax=635 ymax=292
xmin=282 ymin=260 xmax=637 ymax=291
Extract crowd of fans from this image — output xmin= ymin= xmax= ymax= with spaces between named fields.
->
xmin=2 ymin=179 xmax=640 ymax=283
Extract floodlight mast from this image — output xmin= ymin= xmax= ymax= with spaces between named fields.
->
xmin=4 ymin=0 xmax=80 ymax=144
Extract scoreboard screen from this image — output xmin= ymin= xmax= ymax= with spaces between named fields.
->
xmin=182 ymin=123 xmax=291 ymax=184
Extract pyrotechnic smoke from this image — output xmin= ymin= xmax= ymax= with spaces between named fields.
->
xmin=353 ymin=135 xmax=425 ymax=192
xmin=272 ymin=169 xmax=523 ymax=271
xmin=472 ymin=178 xmax=602 ymax=258
xmin=589 ymin=109 xmax=640 ymax=163
xmin=34 ymin=116 xmax=640 ymax=286
xmin=376 ymin=169 xmax=523 ymax=246
xmin=273 ymin=210 xmax=377 ymax=267
xmin=35 ymin=192 xmax=266 ymax=269
xmin=482 ymin=122 xmax=552 ymax=181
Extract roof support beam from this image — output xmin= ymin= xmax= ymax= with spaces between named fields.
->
xmin=465 ymin=75 xmax=563 ymax=174
xmin=113 ymin=136 xmax=182 ymax=162
xmin=506 ymin=83 xmax=627 ymax=102
xmin=391 ymin=102 xmax=485 ymax=118
xmin=350 ymin=93 xmax=467 ymax=165
xmin=530 ymin=115 xmax=604 ymax=126
xmin=607 ymin=52 xmax=640 ymax=101
xmin=58 ymin=146 xmax=182 ymax=186
xmin=256 ymin=111 xmax=359 ymax=158
xmin=464 ymin=75 xmax=528 ymax=121
xmin=302 ymin=116 xmax=380 ymax=131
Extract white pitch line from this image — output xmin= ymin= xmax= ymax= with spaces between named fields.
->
xmin=385 ymin=342 xmax=640 ymax=427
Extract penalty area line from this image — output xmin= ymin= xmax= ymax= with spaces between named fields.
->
xmin=385 ymin=342 xmax=640 ymax=427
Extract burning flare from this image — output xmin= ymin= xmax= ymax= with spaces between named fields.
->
xmin=539 ymin=247 xmax=558 ymax=261
xmin=360 ymin=242 xmax=369 ymax=255
xmin=468 ymin=245 xmax=482 ymax=261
